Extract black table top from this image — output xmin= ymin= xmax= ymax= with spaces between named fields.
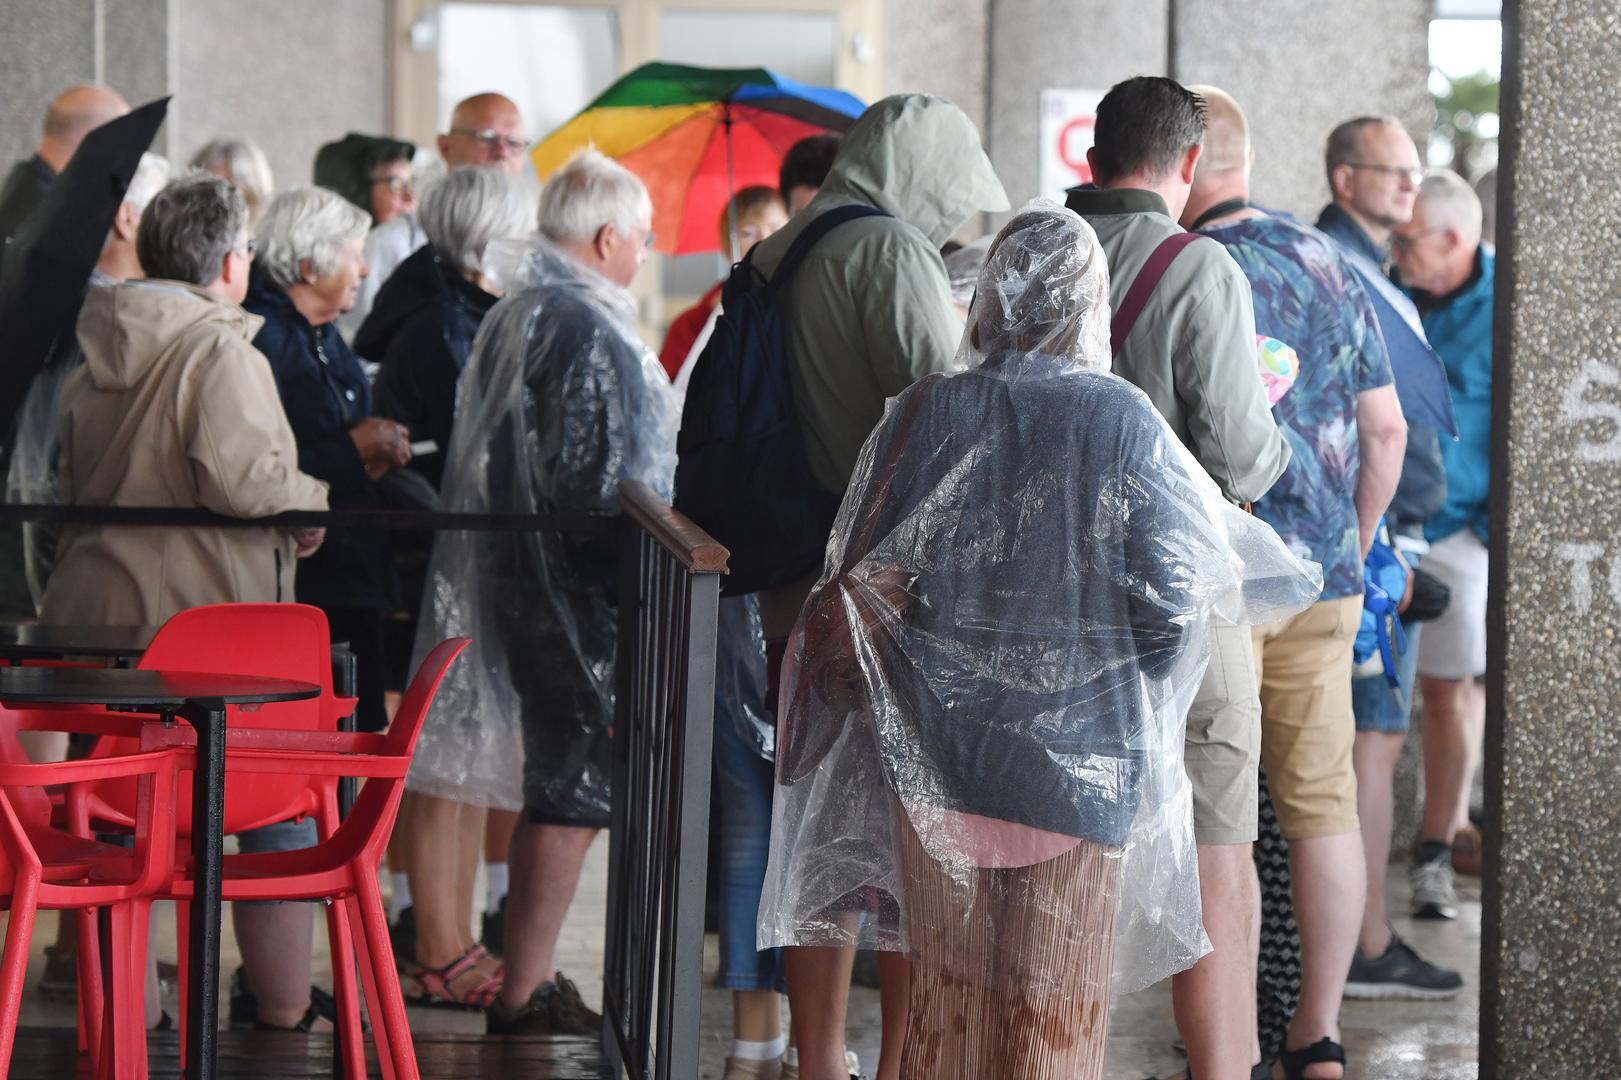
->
xmin=0 ymin=666 xmax=318 ymax=707
xmin=0 ymin=623 xmax=156 ymax=660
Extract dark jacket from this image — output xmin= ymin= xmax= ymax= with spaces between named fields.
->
xmin=356 ymin=244 xmax=497 ymax=490
xmin=244 ymin=266 xmax=391 ymax=610
xmin=0 ymin=154 xmax=54 ymax=247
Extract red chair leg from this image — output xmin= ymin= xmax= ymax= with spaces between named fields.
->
xmin=346 ymin=894 xmax=396 ymax=1080
xmin=76 ymin=907 xmax=104 ymax=1077
xmin=325 ymin=897 xmax=366 ymax=1078
xmin=0 ymin=869 xmax=41 ymax=1079
xmin=106 ymin=899 xmax=153 ymax=1080
xmin=173 ymin=899 xmax=189 ymax=1074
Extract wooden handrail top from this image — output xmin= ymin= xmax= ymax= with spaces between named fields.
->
xmin=617 ymin=480 xmax=730 ymax=575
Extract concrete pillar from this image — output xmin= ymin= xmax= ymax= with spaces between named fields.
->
xmin=985 ymin=0 xmax=1169 ymax=209
xmin=103 ymin=0 xmax=174 ymax=157
xmin=0 ymin=0 xmax=97 ymax=168
xmin=1483 ymin=1 xmax=1621 ymax=1073
xmin=1171 ymin=0 xmax=1432 ymax=218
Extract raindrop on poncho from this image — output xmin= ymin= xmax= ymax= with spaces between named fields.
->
xmin=757 ymin=200 xmax=1322 ymax=994
xmin=406 ymin=237 xmax=676 ymax=812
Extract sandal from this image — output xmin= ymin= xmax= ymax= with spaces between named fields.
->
xmin=1280 ymin=1037 xmax=1345 ymax=1080
xmin=406 ymin=943 xmax=504 ymax=1010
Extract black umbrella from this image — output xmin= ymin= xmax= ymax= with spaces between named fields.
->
xmin=0 ymin=96 xmax=169 ymax=445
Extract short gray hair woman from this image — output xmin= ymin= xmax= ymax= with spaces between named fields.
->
xmin=418 ymin=166 xmax=534 ymax=284
xmin=254 ymin=186 xmax=371 ymax=304
xmin=191 ymin=137 xmax=275 ymax=226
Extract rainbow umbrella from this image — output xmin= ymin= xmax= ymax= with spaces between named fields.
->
xmin=533 ymin=62 xmax=865 ymax=255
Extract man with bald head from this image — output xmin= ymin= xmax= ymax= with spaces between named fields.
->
xmin=1181 ymin=85 xmax=1408 ymax=1080
xmin=0 ymin=83 xmax=129 ymax=246
xmin=345 ymin=92 xmax=528 ymax=338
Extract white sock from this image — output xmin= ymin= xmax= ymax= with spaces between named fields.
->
xmin=732 ymin=1035 xmax=788 ymax=1062
xmin=782 ymin=1046 xmax=799 ymax=1067
xmin=485 ymin=861 xmax=509 ymax=910
xmin=388 ymin=872 xmax=412 ymax=922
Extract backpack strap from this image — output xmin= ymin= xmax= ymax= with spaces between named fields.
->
xmin=1110 ymin=231 xmax=1204 ymax=357
xmin=768 ymin=204 xmax=892 ymax=289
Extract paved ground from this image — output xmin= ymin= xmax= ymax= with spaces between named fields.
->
xmin=14 ymin=834 xmax=1480 ymax=1078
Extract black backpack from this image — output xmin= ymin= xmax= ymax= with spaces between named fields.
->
xmin=675 ymin=204 xmax=890 ymax=597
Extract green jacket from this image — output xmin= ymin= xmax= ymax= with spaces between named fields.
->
xmin=749 ymin=93 xmax=1009 ymax=495
xmin=1066 ymin=187 xmax=1289 ymax=504
xmin=749 ymin=93 xmax=1007 ymax=635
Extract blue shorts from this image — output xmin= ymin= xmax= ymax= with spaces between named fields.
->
xmin=1352 ymin=622 xmax=1421 ymax=734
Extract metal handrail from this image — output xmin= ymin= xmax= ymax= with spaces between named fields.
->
xmin=602 ymin=480 xmax=727 ymax=1080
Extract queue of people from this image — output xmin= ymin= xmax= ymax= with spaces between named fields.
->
xmin=0 ymin=68 xmax=1495 ymax=1080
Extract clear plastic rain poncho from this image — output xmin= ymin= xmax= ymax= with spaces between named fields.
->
xmin=757 ymin=201 xmax=1323 ymax=1000
xmin=406 ymin=237 xmax=676 ymax=812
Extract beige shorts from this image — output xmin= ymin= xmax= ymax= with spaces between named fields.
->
xmin=1184 ymin=616 xmax=1262 ymax=846
xmin=1253 ymin=595 xmax=1363 ymax=841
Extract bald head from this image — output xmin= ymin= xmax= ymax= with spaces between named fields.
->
xmin=39 ymin=84 xmax=130 ymax=170
xmin=439 ymin=93 xmax=528 ymax=174
xmin=1188 ymin=85 xmax=1249 ymax=174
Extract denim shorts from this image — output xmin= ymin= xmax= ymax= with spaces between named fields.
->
xmin=1352 ymin=622 xmax=1421 ymax=734
xmin=234 ymin=817 xmax=319 ymax=906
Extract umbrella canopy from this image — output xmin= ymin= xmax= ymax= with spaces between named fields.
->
xmin=1339 ymin=247 xmax=1458 ymax=438
xmin=0 ymin=97 xmax=169 ymax=444
xmin=533 ymin=62 xmax=865 ymax=255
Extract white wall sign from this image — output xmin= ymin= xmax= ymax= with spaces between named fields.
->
xmin=1039 ymin=88 xmax=1107 ymax=197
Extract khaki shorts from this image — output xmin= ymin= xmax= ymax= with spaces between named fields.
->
xmin=1184 ymin=617 xmax=1262 ymax=846
xmin=1253 ymin=595 xmax=1363 ymax=841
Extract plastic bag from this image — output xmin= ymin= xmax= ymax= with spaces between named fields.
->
xmin=406 ymin=237 xmax=676 ymax=811
xmin=757 ymin=200 xmax=1322 ymax=996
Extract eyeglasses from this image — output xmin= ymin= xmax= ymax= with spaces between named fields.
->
xmin=373 ymin=175 xmax=414 ymax=198
xmin=643 ymin=230 xmax=657 ymax=250
xmin=449 ymin=128 xmax=531 ymax=155
xmin=235 ymin=237 xmax=257 ymax=260
xmin=1346 ymin=162 xmax=1424 ymax=186
xmin=1388 ymin=227 xmax=1444 ymax=253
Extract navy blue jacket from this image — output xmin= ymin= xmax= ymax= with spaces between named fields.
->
xmin=245 ymin=266 xmax=391 ymax=610
xmin=354 ymin=244 xmax=497 ymax=490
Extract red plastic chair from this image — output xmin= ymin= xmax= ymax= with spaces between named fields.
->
xmin=140 ymin=636 xmax=470 ymax=1080
xmin=0 ymin=707 xmax=182 ymax=1080
xmin=75 ymin=602 xmax=357 ymax=839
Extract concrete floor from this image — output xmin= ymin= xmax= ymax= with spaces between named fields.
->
xmin=12 ymin=835 xmax=1480 ymax=1078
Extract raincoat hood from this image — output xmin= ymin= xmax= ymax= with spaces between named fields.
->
xmin=819 ymin=93 xmax=1009 ymax=246
xmin=313 ymin=132 xmax=416 ymax=220
xmin=76 ymin=279 xmax=264 ymax=391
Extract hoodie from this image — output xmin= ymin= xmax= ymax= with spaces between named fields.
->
xmin=39 ymin=278 xmax=328 ymax=626
xmin=743 ymin=93 xmax=1009 ymax=634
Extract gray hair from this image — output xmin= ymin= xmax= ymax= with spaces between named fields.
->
xmin=124 ymin=152 xmax=171 ymax=216
xmin=254 ymin=186 xmax=372 ymax=290
xmin=1416 ymin=168 xmax=1484 ymax=246
xmin=190 ymin=137 xmax=275 ymax=224
xmin=1324 ymin=115 xmax=1405 ymax=185
xmin=419 ymin=167 xmax=534 ymax=276
xmin=537 ymin=148 xmax=651 ymax=245
xmin=135 ymin=172 xmax=248 ymax=286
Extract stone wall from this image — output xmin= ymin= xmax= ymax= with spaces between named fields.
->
xmin=1482 ymin=0 xmax=1621 ymax=1072
xmin=1173 ymin=0 xmax=1432 ymax=218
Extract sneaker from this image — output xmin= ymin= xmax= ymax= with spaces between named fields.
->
xmin=723 ymin=1056 xmax=784 ymax=1080
xmin=1411 ymin=856 xmax=1459 ymax=920
xmin=481 ymin=895 xmax=506 ymax=957
xmin=486 ymin=971 xmax=601 ymax=1036
xmin=389 ymin=904 xmax=417 ymax=966
xmin=1345 ymin=936 xmax=1464 ymax=1000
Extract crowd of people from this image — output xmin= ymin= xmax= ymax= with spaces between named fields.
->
xmin=0 ymin=70 xmax=1495 ymax=1080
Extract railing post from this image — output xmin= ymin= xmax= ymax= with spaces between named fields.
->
xmin=602 ymin=515 xmax=638 ymax=1079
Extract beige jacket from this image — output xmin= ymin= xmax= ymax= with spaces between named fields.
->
xmin=39 ymin=279 xmax=329 ymax=626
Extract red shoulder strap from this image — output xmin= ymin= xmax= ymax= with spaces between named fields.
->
xmin=1110 ymin=231 xmax=1203 ymax=357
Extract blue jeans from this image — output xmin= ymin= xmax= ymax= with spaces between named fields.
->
xmin=713 ymin=692 xmax=786 ymax=992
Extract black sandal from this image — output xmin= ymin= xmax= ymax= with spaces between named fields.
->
xmin=1280 ymin=1037 xmax=1345 ymax=1080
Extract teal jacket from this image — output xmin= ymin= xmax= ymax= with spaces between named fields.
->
xmin=1412 ymin=246 xmax=1494 ymax=545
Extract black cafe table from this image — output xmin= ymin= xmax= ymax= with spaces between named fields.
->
xmin=0 ymin=666 xmax=319 ymax=1080
xmin=0 ymin=623 xmax=156 ymax=664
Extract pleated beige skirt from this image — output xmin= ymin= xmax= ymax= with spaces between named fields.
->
xmin=898 ymin=817 xmax=1122 ymax=1080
